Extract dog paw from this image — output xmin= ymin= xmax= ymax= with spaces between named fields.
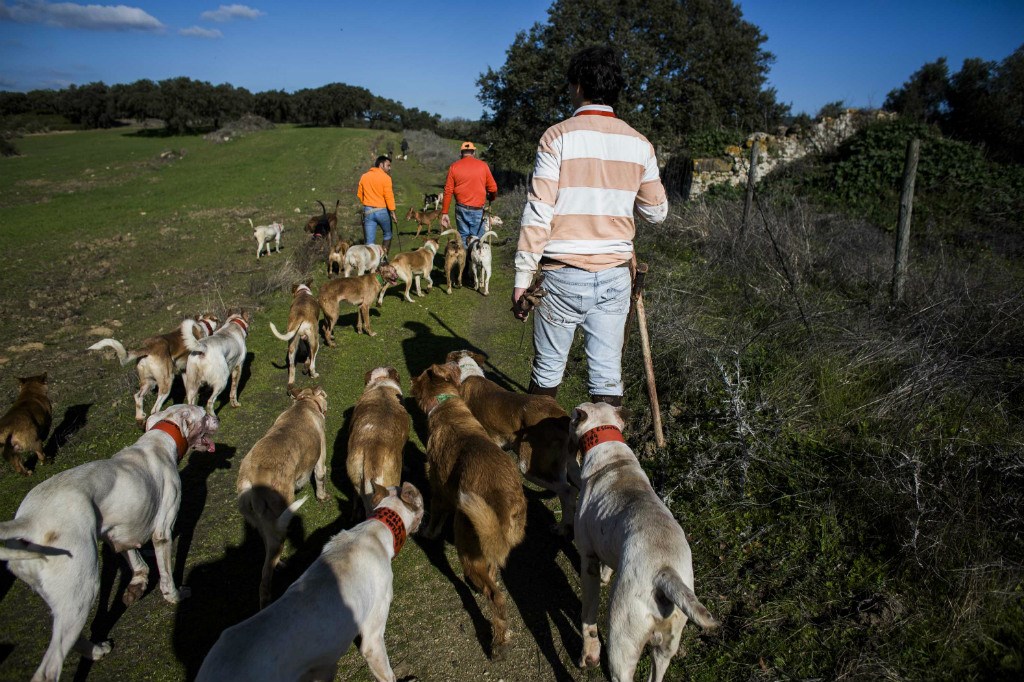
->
xmin=90 ymin=640 xmax=113 ymax=661
xmin=123 ymin=582 xmax=146 ymax=606
xmin=230 ymin=401 xmax=241 ymax=408
xmin=164 ymin=585 xmax=191 ymax=603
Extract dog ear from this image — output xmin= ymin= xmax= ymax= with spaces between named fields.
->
xmin=433 ymin=363 xmax=461 ymax=387
xmin=288 ymin=386 xmax=302 ymax=400
xmin=470 ymin=351 xmax=487 ymax=366
xmin=370 ymin=482 xmax=389 ymax=507
xmin=570 ymin=404 xmax=593 ymax=431
xmin=387 ymin=367 xmax=401 ymax=385
xmin=399 ymin=482 xmax=420 ymax=507
xmin=615 ymin=406 xmax=631 ymax=429
xmin=363 ymin=368 xmax=374 ymax=386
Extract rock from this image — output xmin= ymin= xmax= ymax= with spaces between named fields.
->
xmin=88 ymin=326 xmax=114 ymax=337
xmin=7 ymin=342 xmax=44 ymax=353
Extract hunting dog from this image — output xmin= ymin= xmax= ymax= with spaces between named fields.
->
xmin=0 ymin=404 xmax=218 ymax=682
xmin=327 ymin=239 xmax=350 ymax=278
xmin=378 ymin=239 xmax=438 ymax=304
xmin=439 ymin=228 xmax=466 ymax=294
xmin=196 ymin=483 xmax=424 ymax=682
xmin=250 ymin=218 xmax=284 ymax=258
xmin=423 ymin=192 xmax=442 ymax=211
xmin=405 ymin=206 xmax=443 ymax=237
xmin=89 ymin=313 xmax=218 ymax=427
xmin=571 ymin=402 xmax=719 ymax=680
xmin=467 ymin=230 xmax=498 ymax=296
xmin=182 ymin=311 xmax=250 ymax=415
xmin=237 ymin=386 xmax=328 ymax=608
xmin=446 ymin=350 xmax=577 ymax=535
xmin=305 ymin=200 xmax=339 ymax=240
xmin=343 ymin=243 xmax=386 ymax=277
xmin=318 ymin=265 xmax=398 ymax=341
xmin=347 ymin=367 xmax=409 ymax=516
xmin=412 ymin=363 xmax=527 ymax=659
xmin=269 ymin=283 xmax=321 ymax=386
xmin=0 ymin=373 xmax=52 ymax=476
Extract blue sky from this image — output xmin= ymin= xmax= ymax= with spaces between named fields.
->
xmin=1 ymin=1 xmax=1022 ymax=120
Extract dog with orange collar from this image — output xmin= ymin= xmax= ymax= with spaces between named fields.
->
xmin=181 ymin=310 xmax=251 ymax=415
xmin=196 ymin=482 xmax=424 ymax=682
xmin=570 ymin=401 xmax=718 ymax=681
xmin=0 ymin=404 xmax=218 ymax=682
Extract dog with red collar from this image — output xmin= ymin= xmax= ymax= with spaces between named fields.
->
xmin=89 ymin=313 xmax=219 ymax=427
xmin=0 ymin=404 xmax=218 ymax=682
xmin=196 ymin=482 xmax=424 ymax=682
xmin=571 ymin=401 xmax=718 ymax=681
xmin=181 ymin=311 xmax=251 ymax=415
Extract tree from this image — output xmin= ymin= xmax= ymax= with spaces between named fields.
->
xmin=883 ymin=58 xmax=950 ymax=124
xmin=477 ymin=0 xmax=786 ymax=170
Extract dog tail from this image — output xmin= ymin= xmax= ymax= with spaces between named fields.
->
xmin=87 ymin=338 xmax=144 ymax=366
xmin=275 ymin=496 xmax=308 ymax=535
xmin=268 ymin=322 xmax=297 ymax=342
xmin=481 ymin=230 xmax=498 ymax=244
xmin=653 ymin=567 xmax=719 ymax=630
xmin=0 ymin=519 xmax=72 ymax=561
xmin=248 ymin=217 xmax=254 ymax=232
xmin=180 ymin=319 xmax=204 ymax=354
xmin=458 ymin=491 xmax=524 ymax=567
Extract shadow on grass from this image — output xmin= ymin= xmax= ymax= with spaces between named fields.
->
xmin=426 ymin=312 xmax=526 ymax=392
xmin=43 ymin=403 xmax=92 ymax=463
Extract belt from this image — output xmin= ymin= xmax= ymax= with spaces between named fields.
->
xmin=540 ymin=257 xmax=630 ymax=270
xmin=456 ymin=202 xmax=485 ymax=211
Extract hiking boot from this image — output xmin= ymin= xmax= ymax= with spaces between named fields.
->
xmin=589 ymin=394 xmax=622 ymax=407
xmin=382 ymin=239 xmax=391 ymax=257
xmin=528 ymin=380 xmax=559 ymax=398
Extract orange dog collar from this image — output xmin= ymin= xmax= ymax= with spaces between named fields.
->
xmin=579 ymin=425 xmax=625 ymax=458
xmin=152 ymin=420 xmax=188 ymax=462
xmin=368 ymin=506 xmax=407 ymax=556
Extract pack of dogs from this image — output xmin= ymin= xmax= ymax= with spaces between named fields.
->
xmin=0 ymin=196 xmax=719 ymax=682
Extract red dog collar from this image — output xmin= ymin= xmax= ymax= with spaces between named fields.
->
xmin=579 ymin=425 xmax=626 ymax=458
xmin=199 ymin=319 xmax=215 ymax=335
xmin=230 ymin=317 xmax=249 ymax=334
xmin=152 ymin=420 xmax=188 ymax=462
xmin=368 ymin=506 xmax=407 ymax=556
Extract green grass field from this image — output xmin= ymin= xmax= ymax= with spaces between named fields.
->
xmin=0 ymin=125 xmax=603 ymax=681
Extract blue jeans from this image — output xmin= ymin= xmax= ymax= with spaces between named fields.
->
xmin=455 ymin=204 xmax=485 ymax=247
xmin=363 ymin=207 xmax=392 ymax=244
xmin=532 ymin=266 xmax=631 ymax=396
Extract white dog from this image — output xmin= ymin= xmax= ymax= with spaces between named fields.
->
xmin=0 ymin=404 xmax=218 ymax=682
xmin=343 ymin=243 xmax=386 ymax=277
xmin=467 ymin=230 xmax=498 ymax=296
xmin=250 ymin=218 xmax=284 ymax=259
xmin=571 ymin=402 xmax=718 ymax=681
xmin=196 ymin=482 xmax=425 ymax=682
xmin=182 ymin=311 xmax=250 ymax=415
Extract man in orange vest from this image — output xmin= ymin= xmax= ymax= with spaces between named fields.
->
xmin=357 ymin=155 xmax=398 ymax=255
xmin=440 ymin=142 xmax=498 ymax=247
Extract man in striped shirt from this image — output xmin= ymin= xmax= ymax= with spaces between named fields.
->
xmin=512 ymin=45 xmax=668 ymax=406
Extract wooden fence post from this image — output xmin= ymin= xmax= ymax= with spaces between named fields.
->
xmin=891 ymin=138 xmax=920 ymax=304
xmin=740 ymin=141 xmax=760 ymax=237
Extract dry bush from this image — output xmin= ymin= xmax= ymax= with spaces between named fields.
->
xmin=402 ymin=129 xmax=459 ymax=176
xmin=246 ymin=240 xmax=322 ymax=302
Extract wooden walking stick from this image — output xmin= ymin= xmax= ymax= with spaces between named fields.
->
xmin=624 ymin=262 xmax=666 ymax=448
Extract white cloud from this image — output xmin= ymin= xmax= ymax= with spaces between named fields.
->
xmin=0 ymin=1 xmax=164 ymax=32
xmin=180 ymin=25 xmax=222 ymax=38
xmin=200 ymin=4 xmax=263 ymax=22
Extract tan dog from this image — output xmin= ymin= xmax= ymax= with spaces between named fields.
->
xmin=318 ymin=265 xmax=398 ymax=342
xmin=446 ymin=350 xmax=577 ymax=535
xmin=438 ymin=228 xmax=466 ymax=294
xmin=571 ymin=402 xmax=718 ymax=680
xmin=405 ymin=206 xmax=442 ymax=237
xmin=347 ymin=367 xmax=409 ymax=516
xmin=0 ymin=373 xmax=52 ymax=476
xmin=412 ymin=363 xmax=527 ymax=659
xmin=327 ymin=239 xmax=350 ymax=278
xmin=378 ymin=239 xmax=439 ymax=304
xmin=237 ymin=386 xmax=328 ymax=609
xmin=196 ymin=483 xmax=425 ymax=682
xmin=89 ymin=314 xmax=218 ymax=427
xmin=269 ymin=283 xmax=321 ymax=386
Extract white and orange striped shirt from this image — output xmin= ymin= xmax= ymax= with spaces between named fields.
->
xmin=514 ymin=104 xmax=668 ymax=288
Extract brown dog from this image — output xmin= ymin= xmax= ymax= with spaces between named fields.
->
xmin=326 ymin=240 xmax=350 ymax=278
xmin=237 ymin=386 xmax=328 ymax=608
xmin=318 ymin=264 xmax=399 ymax=342
xmin=0 ymin=373 xmax=52 ymax=475
xmin=446 ymin=350 xmax=577 ymax=535
xmin=269 ymin=283 xmax=321 ymax=386
xmin=405 ymin=207 xmax=442 ymax=237
xmin=377 ymin=239 xmax=439 ymax=304
xmin=412 ymin=363 xmax=527 ymax=659
xmin=305 ymin=200 xmax=339 ymax=241
xmin=347 ymin=367 xmax=410 ymax=516
xmin=88 ymin=314 xmax=219 ymax=427
xmin=438 ymin=229 xmax=466 ymax=294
